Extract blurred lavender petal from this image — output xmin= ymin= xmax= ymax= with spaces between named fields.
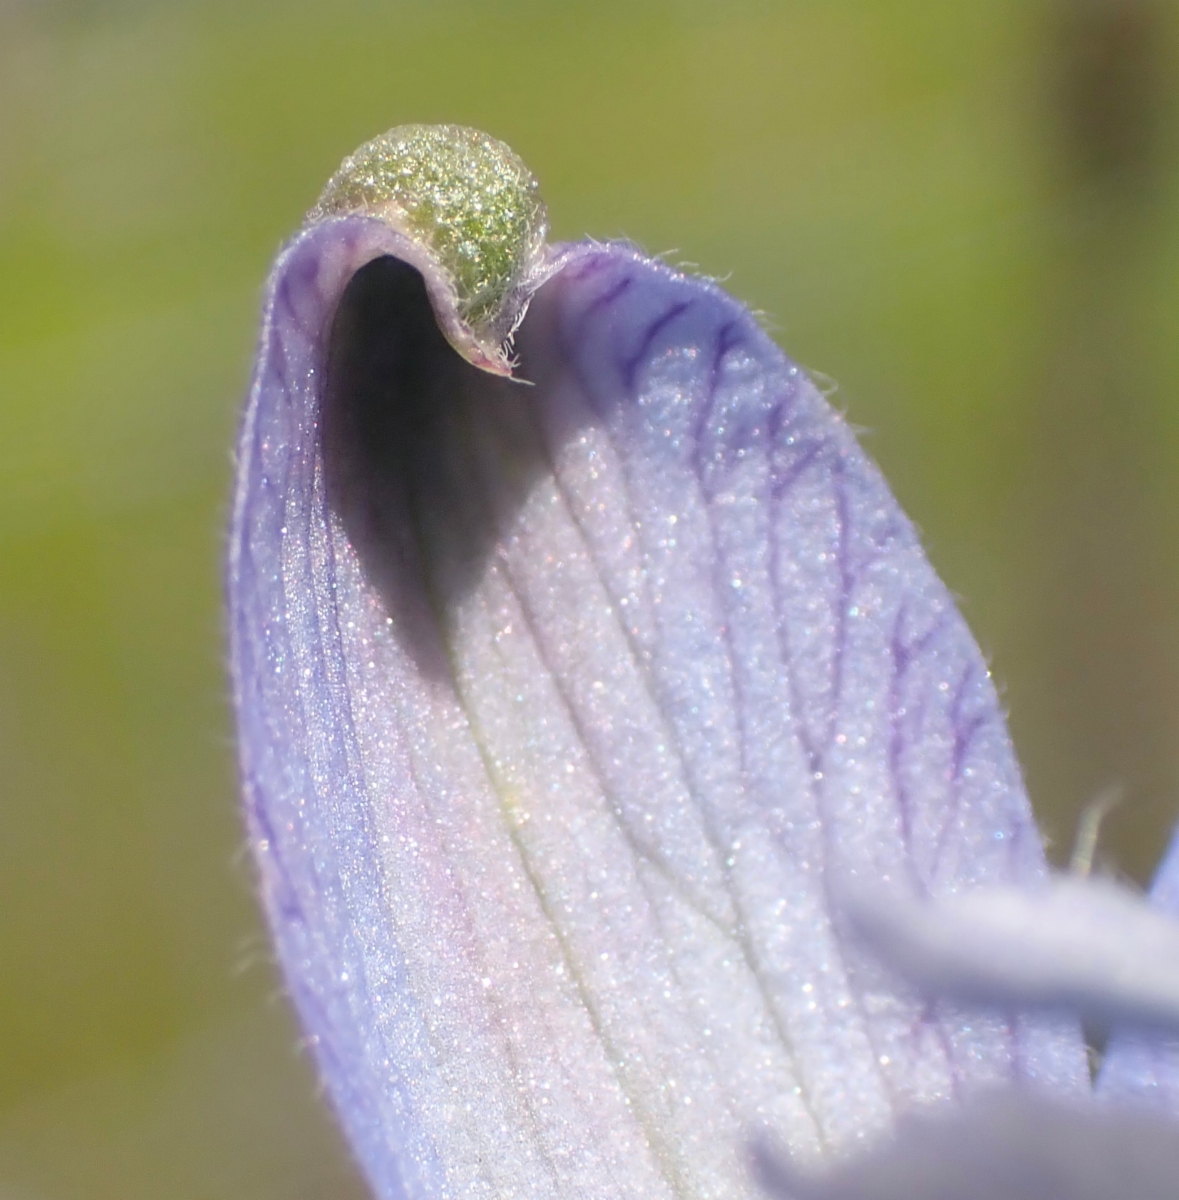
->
xmin=1097 ymin=828 xmax=1179 ymax=1113
xmin=843 ymin=873 xmax=1179 ymax=1033
xmin=228 ymin=166 xmax=1087 ymax=1196
xmin=752 ymin=1089 xmax=1179 ymax=1200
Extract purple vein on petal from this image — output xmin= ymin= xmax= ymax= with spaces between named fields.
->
xmin=229 ymin=219 xmax=1088 ymax=1200
xmin=559 ymin=253 xmax=1085 ymax=1104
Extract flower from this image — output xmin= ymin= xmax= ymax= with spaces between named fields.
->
xmin=227 ymin=126 xmax=1179 ymax=1200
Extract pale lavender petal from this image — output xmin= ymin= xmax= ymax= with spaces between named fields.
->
xmin=753 ymin=1090 xmax=1179 ymax=1200
xmin=842 ymin=874 xmax=1179 ymax=1032
xmin=1097 ymin=827 xmax=1179 ymax=1112
xmin=229 ymin=216 xmax=1086 ymax=1200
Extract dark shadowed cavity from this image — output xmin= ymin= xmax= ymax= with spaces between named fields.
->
xmin=322 ymin=255 xmax=573 ymax=680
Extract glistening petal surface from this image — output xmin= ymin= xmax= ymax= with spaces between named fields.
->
xmin=228 ymin=217 xmax=1086 ymax=1200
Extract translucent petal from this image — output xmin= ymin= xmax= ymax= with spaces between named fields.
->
xmin=228 ymin=216 xmax=1086 ymax=1200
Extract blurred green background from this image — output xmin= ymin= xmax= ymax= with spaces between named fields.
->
xmin=0 ymin=0 xmax=1176 ymax=1195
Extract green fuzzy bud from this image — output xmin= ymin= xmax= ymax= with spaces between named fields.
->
xmin=310 ymin=125 xmax=548 ymax=372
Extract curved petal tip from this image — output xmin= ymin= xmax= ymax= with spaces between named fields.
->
xmin=307 ymin=124 xmax=550 ymax=376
